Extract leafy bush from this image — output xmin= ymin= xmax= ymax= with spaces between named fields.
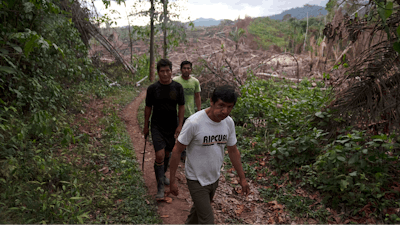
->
xmin=0 ymin=0 xmax=109 ymax=158
xmin=232 ymin=76 xmax=400 ymax=221
xmin=231 ymin=76 xmax=332 ymax=171
xmin=302 ymin=131 xmax=400 ymax=209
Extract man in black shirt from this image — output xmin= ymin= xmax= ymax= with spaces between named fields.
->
xmin=143 ymin=59 xmax=185 ymax=199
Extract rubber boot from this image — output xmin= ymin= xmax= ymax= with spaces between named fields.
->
xmin=154 ymin=162 xmax=165 ymax=199
xmin=164 ymin=155 xmax=170 ymax=185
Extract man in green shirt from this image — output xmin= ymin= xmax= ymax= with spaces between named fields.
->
xmin=173 ymin=61 xmax=201 ymax=161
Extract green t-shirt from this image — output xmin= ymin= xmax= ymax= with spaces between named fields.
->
xmin=173 ymin=75 xmax=201 ymax=118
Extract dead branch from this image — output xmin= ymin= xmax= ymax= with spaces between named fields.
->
xmin=225 ymin=58 xmax=243 ymax=85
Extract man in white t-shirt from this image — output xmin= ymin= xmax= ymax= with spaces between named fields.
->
xmin=169 ymin=85 xmax=250 ymax=224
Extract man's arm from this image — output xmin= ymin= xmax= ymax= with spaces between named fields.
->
xmin=169 ymin=141 xmax=187 ymax=196
xmin=143 ymin=106 xmax=152 ymax=137
xmin=175 ymin=105 xmax=185 ymax=138
xmin=195 ymin=92 xmax=201 ymax=112
xmin=227 ymin=145 xmax=250 ymax=196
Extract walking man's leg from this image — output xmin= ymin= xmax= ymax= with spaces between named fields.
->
xmin=152 ymin=126 xmax=168 ymax=199
xmin=154 ymin=149 xmax=166 ymax=199
xmin=185 ymin=179 xmax=219 ymax=224
xmin=164 ymin=151 xmax=170 ymax=185
xmin=163 ymin=133 xmax=175 ymax=185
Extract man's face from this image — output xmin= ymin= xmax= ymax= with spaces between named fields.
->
xmin=209 ymin=99 xmax=235 ymax=122
xmin=180 ymin=64 xmax=192 ymax=78
xmin=158 ymin=66 xmax=172 ymax=84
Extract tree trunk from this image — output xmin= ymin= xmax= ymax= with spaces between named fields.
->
xmin=128 ymin=24 xmax=133 ymax=64
xmin=162 ymin=0 xmax=168 ymax=58
xmin=149 ymin=0 xmax=155 ymax=81
xmin=303 ymin=12 xmax=308 ymax=52
xmin=125 ymin=2 xmax=133 ymax=64
xmin=293 ymin=27 xmax=296 ymax=53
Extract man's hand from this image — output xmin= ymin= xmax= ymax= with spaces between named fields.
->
xmin=170 ymin=181 xmax=179 ymax=196
xmin=174 ymin=125 xmax=182 ymax=139
xmin=169 ymin=142 xmax=186 ymax=197
xmin=143 ymin=126 xmax=149 ymax=138
xmin=240 ymin=178 xmax=250 ymax=196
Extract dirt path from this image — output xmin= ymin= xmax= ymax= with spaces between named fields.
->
xmin=122 ymin=89 xmax=278 ymax=224
xmin=122 ymin=90 xmax=192 ymax=224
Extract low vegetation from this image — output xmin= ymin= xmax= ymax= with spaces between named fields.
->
xmin=227 ymin=76 xmax=400 ymax=223
xmin=248 ymin=16 xmax=325 ymax=52
xmin=0 ymin=0 xmax=159 ymax=222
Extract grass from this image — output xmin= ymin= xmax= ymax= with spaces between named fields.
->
xmin=138 ymin=99 xmax=146 ymax=131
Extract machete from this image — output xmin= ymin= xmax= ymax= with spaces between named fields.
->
xmin=142 ymin=134 xmax=148 ymax=171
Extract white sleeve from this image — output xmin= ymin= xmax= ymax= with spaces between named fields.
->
xmin=226 ymin=117 xmax=237 ymax=146
xmin=178 ymin=119 xmax=195 ymax=145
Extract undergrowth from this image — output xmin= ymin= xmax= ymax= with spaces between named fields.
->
xmin=1 ymin=71 xmax=160 ymax=223
xmin=230 ymin=76 xmax=400 ymax=223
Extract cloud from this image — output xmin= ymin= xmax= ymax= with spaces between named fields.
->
xmin=91 ymin=0 xmax=329 ymax=27
xmin=186 ymin=0 xmax=329 ymax=20
xmin=184 ymin=2 xmax=262 ymax=21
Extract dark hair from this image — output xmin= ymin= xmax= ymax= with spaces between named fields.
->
xmin=211 ymin=85 xmax=238 ymax=104
xmin=180 ymin=60 xmax=192 ymax=69
xmin=157 ymin=59 xmax=172 ymax=72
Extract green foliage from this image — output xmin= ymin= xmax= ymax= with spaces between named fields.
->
xmin=229 ymin=27 xmax=247 ymax=50
xmin=248 ymin=16 xmax=325 ymax=52
xmin=231 ymin=76 xmax=332 ymax=172
xmin=303 ymin=131 xmax=399 ymax=209
xmin=132 ymin=53 xmax=151 ymax=79
xmin=0 ymin=90 xmax=161 ymax=223
xmin=233 ymin=76 xmax=400 ymax=221
xmin=1 ymin=0 xmax=105 ymax=157
xmin=248 ymin=17 xmax=290 ymax=50
xmin=0 ymin=0 xmax=160 ymax=223
xmin=325 ymin=0 xmax=338 ymax=21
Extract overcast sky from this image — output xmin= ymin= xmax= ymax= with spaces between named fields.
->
xmin=92 ymin=0 xmax=329 ymax=26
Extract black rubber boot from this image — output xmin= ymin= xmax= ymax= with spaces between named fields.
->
xmin=164 ymin=155 xmax=170 ymax=185
xmin=154 ymin=162 xmax=165 ymax=199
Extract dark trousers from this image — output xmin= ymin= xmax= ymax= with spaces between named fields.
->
xmin=186 ymin=179 xmax=219 ymax=224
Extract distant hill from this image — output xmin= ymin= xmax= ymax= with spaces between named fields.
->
xmin=268 ymin=4 xmax=327 ymax=20
xmin=192 ymin=18 xmax=223 ymax=27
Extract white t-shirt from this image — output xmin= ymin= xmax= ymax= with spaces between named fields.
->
xmin=177 ymin=109 xmax=237 ymax=186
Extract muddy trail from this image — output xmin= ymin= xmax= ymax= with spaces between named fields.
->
xmin=122 ymin=89 xmax=288 ymax=224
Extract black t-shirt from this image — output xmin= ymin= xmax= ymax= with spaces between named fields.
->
xmin=146 ymin=80 xmax=185 ymax=133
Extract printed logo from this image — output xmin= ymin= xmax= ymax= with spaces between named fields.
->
xmin=202 ymin=134 xmax=227 ymax=146
xmin=184 ymin=88 xmax=195 ymax=95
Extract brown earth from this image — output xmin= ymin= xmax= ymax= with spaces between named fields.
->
xmin=122 ymin=90 xmax=192 ymax=224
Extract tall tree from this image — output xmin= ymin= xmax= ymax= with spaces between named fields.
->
xmin=149 ymin=0 xmax=155 ymax=81
xmin=289 ymin=18 xmax=299 ymax=53
xmin=162 ymin=0 xmax=168 ymax=58
xmin=124 ymin=2 xmax=133 ymax=64
xmin=303 ymin=12 xmax=308 ymax=51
